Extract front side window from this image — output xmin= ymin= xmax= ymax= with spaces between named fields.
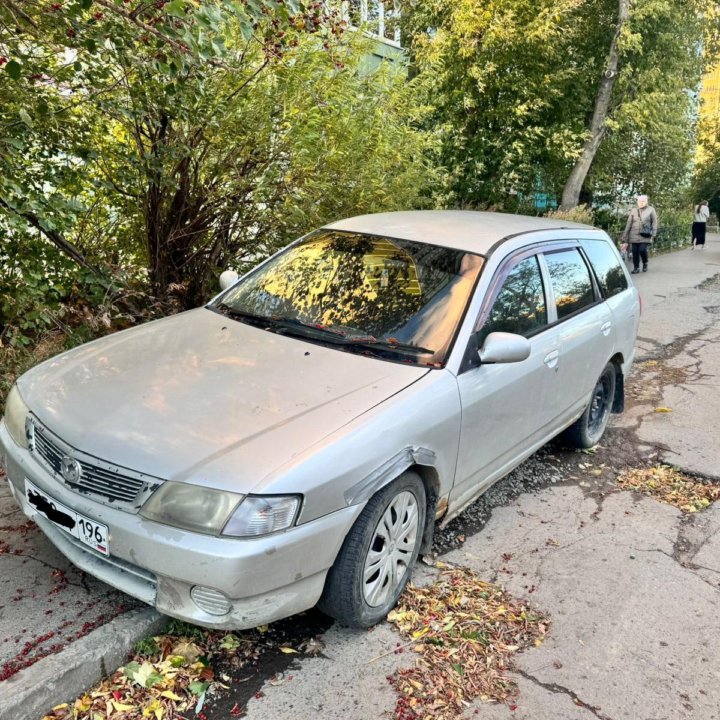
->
xmin=545 ymin=249 xmax=595 ymax=320
xmin=580 ymin=239 xmax=629 ymax=298
xmin=211 ymin=230 xmax=484 ymax=367
xmin=477 ymin=255 xmax=547 ymax=344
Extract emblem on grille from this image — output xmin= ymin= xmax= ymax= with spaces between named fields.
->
xmin=60 ymin=455 xmax=82 ymax=484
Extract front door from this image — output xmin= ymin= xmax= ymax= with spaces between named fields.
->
xmin=452 ymin=254 xmax=560 ymax=512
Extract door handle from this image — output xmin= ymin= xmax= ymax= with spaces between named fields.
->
xmin=543 ymin=350 xmax=559 ymax=369
xmin=601 ymin=321 xmax=612 ymax=336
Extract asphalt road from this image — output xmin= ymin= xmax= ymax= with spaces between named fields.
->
xmin=2 ymin=235 xmax=720 ymax=720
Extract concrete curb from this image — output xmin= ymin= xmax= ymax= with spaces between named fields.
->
xmin=0 ymin=608 xmax=167 ymax=720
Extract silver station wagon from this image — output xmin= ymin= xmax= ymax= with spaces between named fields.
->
xmin=1 ymin=211 xmax=640 ymax=629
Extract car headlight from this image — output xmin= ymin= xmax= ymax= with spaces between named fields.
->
xmin=4 ymin=385 xmax=29 ymax=449
xmin=139 ymin=482 xmax=242 ymax=535
xmin=139 ymin=481 xmax=301 ymax=538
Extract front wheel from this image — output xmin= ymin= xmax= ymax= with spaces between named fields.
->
xmin=318 ymin=471 xmax=426 ymax=628
xmin=562 ymin=362 xmax=617 ymax=449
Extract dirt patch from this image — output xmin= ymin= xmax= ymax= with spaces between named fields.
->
xmin=697 ymin=272 xmax=720 ymax=292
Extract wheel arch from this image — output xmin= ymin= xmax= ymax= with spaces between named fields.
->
xmin=342 ymin=447 xmax=442 ymax=557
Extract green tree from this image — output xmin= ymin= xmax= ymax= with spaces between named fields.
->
xmin=401 ymin=0 xmax=606 ymax=207
xmin=401 ymin=0 xmax=714 ymax=210
xmin=1 ymin=1 xmax=433 ymax=314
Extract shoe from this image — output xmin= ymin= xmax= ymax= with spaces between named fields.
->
xmin=631 ymin=268 xmax=640 ymax=274
xmin=642 ymin=264 xmax=648 ymax=272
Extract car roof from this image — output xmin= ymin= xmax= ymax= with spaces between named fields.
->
xmin=324 ymin=210 xmax=601 ymax=255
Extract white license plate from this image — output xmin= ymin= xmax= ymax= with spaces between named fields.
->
xmin=25 ymin=479 xmax=109 ymax=556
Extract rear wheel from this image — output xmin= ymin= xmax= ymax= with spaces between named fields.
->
xmin=562 ymin=363 xmax=617 ymax=449
xmin=318 ymin=471 xmax=426 ymax=628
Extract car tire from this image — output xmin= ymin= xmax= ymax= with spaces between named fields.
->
xmin=318 ymin=471 xmax=426 ymax=628
xmin=562 ymin=362 xmax=617 ymax=449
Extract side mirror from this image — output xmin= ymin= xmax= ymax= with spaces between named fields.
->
xmin=219 ymin=270 xmax=239 ymax=291
xmin=479 ymin=331 xmax=531 ymax=364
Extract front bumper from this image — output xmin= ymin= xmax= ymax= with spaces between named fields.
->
xmin=0 ymin=421 xmax=363 ymax=629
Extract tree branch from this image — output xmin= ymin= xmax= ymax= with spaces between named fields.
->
xmin=0 ymin=0 xmax=39 ymax=29
xmin=0 ymin=197 xmax=98 ymax=272
xmin=93 ymin=0 xmax=229 ymax=69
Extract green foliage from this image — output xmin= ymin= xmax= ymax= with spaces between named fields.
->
xmin=162 ymin=619 xmax=206 ymax=643
xmin=402 ymin=0 xmax=714 ymax=209
xmin=402 ymin=0 xmax=595 ymax=207
xmin=134 ymin=636 xmax=161 ymax=658
xmin=1 ymin=2 xmax=433 ymax=310
xmin=653 ymin=207 xmax=694 ymax=252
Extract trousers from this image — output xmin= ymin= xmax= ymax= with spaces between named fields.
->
xmin=631 ymin=242 xmax=649 ymax=269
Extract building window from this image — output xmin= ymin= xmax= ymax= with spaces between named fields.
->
xmin=342 ymin=1 xmax=402 ymax=46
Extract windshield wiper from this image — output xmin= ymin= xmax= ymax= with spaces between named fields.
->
xmin=342 ymin=337 xmax=435 ymax=355
xmin=266 ymin=316 xmax=349 ymax=339
xmin=215 ymin=304 xmax=272 ymax=326
xmin=216 ymin=307 xmax=350 ymax=340
xmin=213 ymin=306 xmax=434 ymax=356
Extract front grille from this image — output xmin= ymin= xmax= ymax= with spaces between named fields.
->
xmin=30 ymin=419 xmax=161 ymax=507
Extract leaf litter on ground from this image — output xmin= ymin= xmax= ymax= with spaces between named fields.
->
xmin=617 ymin=464 xmax=720 ymax=513
xmin=387 ymin=564 xmax=549 ymax=719
xmin=39 ymin=613 xmax=330 ymax=720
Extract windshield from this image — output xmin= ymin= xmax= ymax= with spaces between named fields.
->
xmin=211 ymin=230 xmax=484 ymax=367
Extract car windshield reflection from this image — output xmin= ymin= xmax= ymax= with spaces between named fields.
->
xmin=211 ymin=230 xmax=484 ymax=367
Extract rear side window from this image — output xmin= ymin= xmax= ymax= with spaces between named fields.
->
xmin=478 ymin=255 xmax=547 ymax=342
xmin=544 ymin=249 xmax=595 ymax=320
xmin=580 ymin=239 xmax=629 ymax=298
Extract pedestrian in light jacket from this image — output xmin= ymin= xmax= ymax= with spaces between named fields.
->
xmin=692 ymin=201 xmax=710 ymax=249
xmin=621 ymin=195 xmax=658 ymax=274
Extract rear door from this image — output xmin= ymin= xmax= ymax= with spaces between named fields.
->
xmin=580 ymin=238 xmax=639 ymax=366
xmin=541 ymin=247 xmax=614 ymax=427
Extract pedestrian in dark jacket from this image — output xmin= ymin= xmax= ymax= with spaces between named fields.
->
xmin=692 ymin=201 xmax=710 ymax=249
xmin=621 ymin=195 xmax=658 ymax=274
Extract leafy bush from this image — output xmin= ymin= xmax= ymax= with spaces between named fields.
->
xmin=546 ymin=204 xmax=594 ymax=225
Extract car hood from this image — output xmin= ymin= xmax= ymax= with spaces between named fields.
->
xmin=19 ymin=308 xmax=428 ymax=492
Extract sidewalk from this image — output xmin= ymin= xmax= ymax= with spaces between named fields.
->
xmin=624 ymin=234 xmax=720 ymax=478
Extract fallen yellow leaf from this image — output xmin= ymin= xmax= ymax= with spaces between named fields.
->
xmin=108 ymin=701 xmax=137 ymax=713
xmin=159 ymin=691 xmax=183 ymax=701
xmin=655 ymin=407 xmax=672 ymax=413
xmin=279 ymin=646 xmax=298 ymax=654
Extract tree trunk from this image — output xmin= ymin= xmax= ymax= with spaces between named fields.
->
xmin=560 ymin=0 xmax=630 ymax=210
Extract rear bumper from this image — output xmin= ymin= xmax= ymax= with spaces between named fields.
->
xmin=1 ymin=421 xmax=362 ymax=629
